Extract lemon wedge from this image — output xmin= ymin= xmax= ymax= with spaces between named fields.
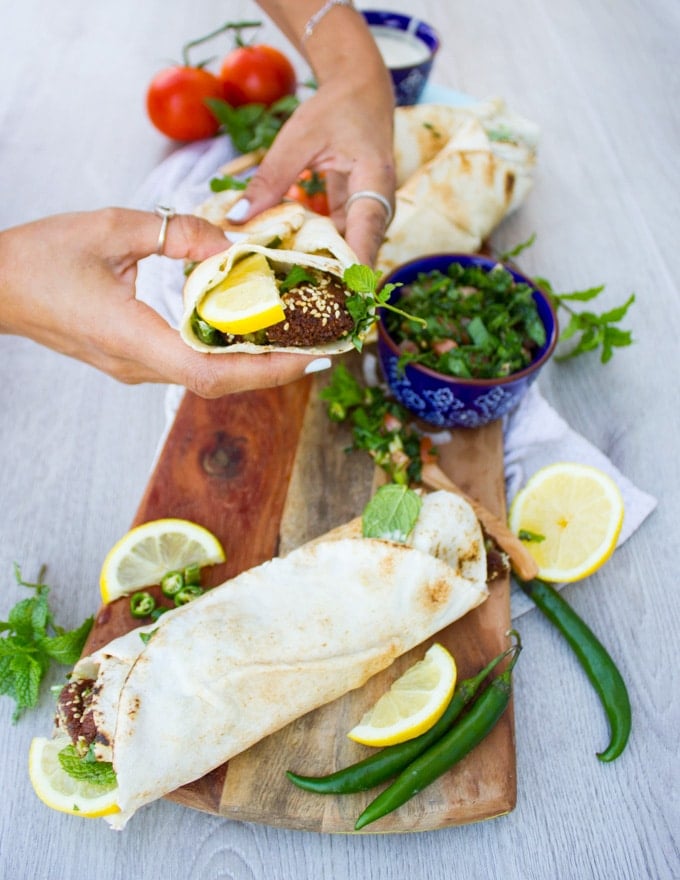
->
xmin=197 ymin=252 xmax=285 ymax=335
xmin=99 ymin=518 xmax=225 ymax=603
xmin=28 ymin=736 xmax=119 ymax=818
xmin=509 ymin=462 xmax=624 ymax=583
xmin=347 ymin=643 xmax=457 ymax=747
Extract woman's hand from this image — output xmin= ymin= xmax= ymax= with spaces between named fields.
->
xmin=0 ymin=208 xmax=327 ymax=396
xmin=232 ymin=0 xmax=396 ymax=266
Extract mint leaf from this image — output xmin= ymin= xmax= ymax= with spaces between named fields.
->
xmin=58 ymin=745 xmax=117 ymax=789
xmin=0 ymin=565 xmax=93 ymax=721
xmin=41 ymin=616 xmax=93 ymax=665
xmin=344 ymin=264 xmax=379 ymax=294
xmin=362 ymin=484 xmax=423 ymax=543
xmin=9 ymin=655 xmax=42 ymax=721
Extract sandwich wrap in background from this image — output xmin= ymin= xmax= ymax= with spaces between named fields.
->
xmin=180 ymin=203 xmax=363 ymax=355
xmin=55 ymin=491 xmax=488 ymax=829
xmin=377 ymin=98 xmax=540 ymax=275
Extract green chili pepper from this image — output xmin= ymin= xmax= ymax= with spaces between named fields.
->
xmin=183 ymin=564 xmax=202 ymax=586
xmin=129 ymin=591 xmax=156 ymax=618
xmin=354 ymin=635 xmax=522 ymax=831
xmin=150 ymin=606 xmax=169 ymax=622
xmin=518 ymin=578 xmax=631 ymax=762
xmin=161 ymin=570 xmax=185 ymax=598
xmin=286 ymin=638 xmax=518 ymax=795
xmin=174 ymin=585 xmax=204 ymax=606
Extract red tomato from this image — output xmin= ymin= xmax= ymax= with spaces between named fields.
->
xmin=285 ymin=170 xmax=330 ymax=216
xmin=219 ymin=45 xmax=296 ymax=107
xmin=146 ymin=66 xmax=224 ymax=140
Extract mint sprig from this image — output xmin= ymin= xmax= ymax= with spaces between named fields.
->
xmin=0 ymin=565 xmax=93 ymax=722
xmin=57 ymin=744 xmax=117 ymax=789
xmin=343 ymin=264 xmax=425 ymax=352
xmin=362 ymin=484 xmax=423 ymax=543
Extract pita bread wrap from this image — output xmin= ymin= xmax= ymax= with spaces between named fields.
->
xmin=377 ymin=109 xmax=538 ymax=275
xmin=56 ymin=491 xmax=487 ymax=829
xmin=181 ymin=203 xmax=363 ymax=355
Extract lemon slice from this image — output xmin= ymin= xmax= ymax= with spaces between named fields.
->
xmin=509 ymin=462 xmax=624 ymax=583
xmin=348 ymin=643 xmax=457 ymax=747
xmin=100 ymin=518 xmax=225 ymax=603
xmin=197 ymin=252 xmax=285 ymax=334
xmin=28 ymin=736 xmax=119 ymax=818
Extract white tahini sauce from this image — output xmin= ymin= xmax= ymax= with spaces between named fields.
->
xmin=370 ymin=26 xmax=431 ymax=69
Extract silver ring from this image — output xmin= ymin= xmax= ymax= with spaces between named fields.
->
xmin=154 ymin=204 xmax=176 ymax=255
xmin=345 ymin=190 xmax=394 ymax=227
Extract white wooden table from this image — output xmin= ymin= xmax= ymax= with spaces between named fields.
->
xmin=1 ymin=1 xmax=678 ymax=878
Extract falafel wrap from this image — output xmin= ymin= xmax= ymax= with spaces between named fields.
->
xmin=51 ymin=491 xmax=488 ymax=829
xmin=180 ymin=203 xmax=369 ymax=354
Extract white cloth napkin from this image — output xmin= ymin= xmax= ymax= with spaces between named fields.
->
xmin=131 ymin=138 xmax=657 ymax=620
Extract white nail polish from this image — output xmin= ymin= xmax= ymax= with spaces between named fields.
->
xmin=304 ymin=357 xmax=332 ymax=375
xmin=225 ymin=198 xmax=251 ymax=222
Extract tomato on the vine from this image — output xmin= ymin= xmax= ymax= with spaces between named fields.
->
xmin=146 ymin=66 xmax=224 ymax=141
xmin=285 ymin=170 xmax=330 ymax=215
xmin=219 ymin=45 xmax=297 ymax=108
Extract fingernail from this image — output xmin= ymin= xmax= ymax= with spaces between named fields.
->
xmin=226 ymin=198 xmax=251 ymax=222
xmin=304 ymin=357 xmax=332 ymax=375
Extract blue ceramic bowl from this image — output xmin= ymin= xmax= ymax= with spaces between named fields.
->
xmin=362 ymin=10 xmax=440 ymax=106
xmin=376 ymin=254 xmax=558 ymax=429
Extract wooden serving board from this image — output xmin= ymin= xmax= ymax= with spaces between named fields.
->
xmin=83 ymin=353 xmax=515 ymax=833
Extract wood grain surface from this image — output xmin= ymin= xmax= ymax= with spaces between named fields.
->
xmin=82 ymin=364 xmax=514 ymax=832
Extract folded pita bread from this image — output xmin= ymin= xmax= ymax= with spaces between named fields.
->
xmin=393 ymin=97 xmax=540 ymax=186
xmin=181 ymin=205 xmax=364 ymax=355
xmin=377 ymin=109 xmax=538 ymax=275
xmin=57 ymin=491 xmax=487 ymax=829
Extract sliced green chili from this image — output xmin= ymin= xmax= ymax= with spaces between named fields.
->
xmin=518 ymin=578 xmax=631 ymax=762
xmin=286 ymin=638 xmax=518 ymax=795
xmin=174 ymin=585 xmax=204 ymax=606
xmin=354 ymin=635 xmax=522 ymax=831
xmin=129 ymin=591 xmax=156 ymax=618
xmin=183 ymin=564 xmax=202 ymax=586
xmin=161 ymin=570 xmax=185 ymax=598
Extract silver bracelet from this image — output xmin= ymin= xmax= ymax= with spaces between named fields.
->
xmin=302 ymin=0 xmax=356 ymax=43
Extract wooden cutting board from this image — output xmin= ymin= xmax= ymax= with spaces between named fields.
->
xmin=83 ymin=353 xmax=515 ymax=833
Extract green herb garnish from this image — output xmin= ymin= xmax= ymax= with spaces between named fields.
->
xmin=209 ymin=174 xmax=249 ymax=192
xmin=499 ymin=234 xmax=635 ymax=363
xmin=537 ymin=278 xmax=635 ymax=364
xmin=319 ymin=366 xmax=427 ymax=485
xmin=0 ymin=565 xmax=93 ymax=722
xmin=206 ymin=95 xmax=299 ymax=154
xmin=57 ymin=744 xmax=117 ymax=789
xmin=518 ymin=529 xmax=546 ymax=543
xmin=362 ymin=484 xmax=423 ymax=543
xmin=343 ymin=264 xmax=425 ymax=352
xmin=279 ymin=264 xmax=318 ymax=294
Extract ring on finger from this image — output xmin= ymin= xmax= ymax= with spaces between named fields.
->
xmin=154 ymin=204 xmax=176 ymax=255
xmin=345 ymin=190 xmax=394 ymax=227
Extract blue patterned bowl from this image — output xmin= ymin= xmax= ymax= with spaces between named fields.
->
xmin=362 ymin=10 xmax=440 ymax=106
xmin=376 ymin=254 xmax=558 ymax=429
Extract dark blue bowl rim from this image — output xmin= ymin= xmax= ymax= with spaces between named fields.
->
xmin=377 ymin=253 xmax=559 ymax=388
xmin=362 ymin=9 xmax=441 ymax=57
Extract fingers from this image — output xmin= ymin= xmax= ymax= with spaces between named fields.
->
xmin=103 ymin=297 xmax=328 ymax=396
xmin=89 ymin=207 xmax=230 ymax=265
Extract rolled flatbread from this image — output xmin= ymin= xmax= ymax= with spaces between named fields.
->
xmin=55 ymin=491 xmax=488 ymax=828
xmin=180 ymin=205 xmax=364 ymax=355
xmin=377 ymin=112 xmax=537 ymax=275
